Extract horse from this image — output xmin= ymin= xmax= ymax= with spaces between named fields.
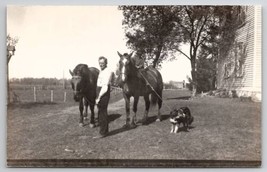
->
xmin=69 ymin=64 xmax=99 ymax=127
xmin=117 ymin=51 xmax=164 ymax=128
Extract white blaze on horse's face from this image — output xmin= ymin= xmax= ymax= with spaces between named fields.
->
xmin=121 ymin=58 xmax=128 ymax=82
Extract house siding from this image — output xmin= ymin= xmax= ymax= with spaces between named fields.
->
xmin=217 ymin=6 xmax=261 ymax=101
xmin=253 ymin=6 xmax=262 ymax=91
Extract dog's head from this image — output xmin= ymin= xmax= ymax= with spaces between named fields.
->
xmin=170 ymin=109 xmax=184 ymax=123
xmin=170 ymin=108 xmax=187 ymax=123
xmin=169 ymin=109 xmax=178 ymax=123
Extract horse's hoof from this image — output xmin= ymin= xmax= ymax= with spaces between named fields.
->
xmin=156 ymin=118 xmax=161 ymax=122
xmin=141 ymin=118 xmax=147 ymax=125
xmin=79 ymin=123 xmax=84 ymax=127
xmin=122 ymin=124 xmax=130 ymax=129
xmin=89 ymin=123 xmax=95 ymax=128
xmin=141 ymin=121 xmax=147 ymax=125
xmin=130 ymin=124 xmax=137 ymax=129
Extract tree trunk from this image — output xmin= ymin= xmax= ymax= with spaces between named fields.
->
xmin=7 ymin=54 xmax=11 ymax=104
xmin=152 ymin=45 xmax=163 ymax=68
xmin=191 ymin=69 xmax=197 ymax=97
xmin=190 ymin=51 xmax=197 ymax=97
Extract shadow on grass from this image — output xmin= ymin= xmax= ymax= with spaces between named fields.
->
xmin=83 ymin=113 xmax=122 ymax=127
xmin=108 ymin=113 xmax=122 ymax=123
xmin=166 ymin=96 xmax=191 ymax=100
xmin=177 ymin=126 xmax=195 ymax=132
xmin=141 ymin=114 xmax=171 ymax=125
xmin=106 ymin=124 xmax=137 ymax=138
xmin=8 ymin=102 xmax=58 ymax=109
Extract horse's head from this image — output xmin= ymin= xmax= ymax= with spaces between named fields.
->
xmin=117 ymin=51 xmax=134 ymax=83
xmin=69 ymin=64 xmax=88 ymax=102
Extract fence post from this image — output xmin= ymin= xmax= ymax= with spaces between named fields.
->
xmin=33 ymin=86 xmax=37 ymax=102
xmin=51 ymin=90 xmax=54 ymax=102
xmin=64 ymin=92 xmax=67 ymax=102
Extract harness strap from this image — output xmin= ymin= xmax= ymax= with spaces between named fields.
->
xmin=137 ymin=70 xmax=172 ymax=111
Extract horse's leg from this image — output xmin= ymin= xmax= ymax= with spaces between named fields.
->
xmin=89 ymin=103 xmax=96 ymax=128
xmin=142 ymin=94 xmax=150 ymax=124
xmin=79 ymin=99 xmax=84 ymax=127
xmin=123 ymin=93 xmax=131 ymax=128
xmin=156 ymin=91 xmax=163 ymax=122
xmin=83 ymin=98 xmax=89 ymax=120
xmin=132 ymin=96 xmax=139 ymax=126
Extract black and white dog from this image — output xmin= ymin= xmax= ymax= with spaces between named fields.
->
xmin=169 ymin=107 xmax=194 ymax=133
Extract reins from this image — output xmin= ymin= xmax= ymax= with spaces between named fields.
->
xmin=137 ymin=69 xmax=172 ymax=111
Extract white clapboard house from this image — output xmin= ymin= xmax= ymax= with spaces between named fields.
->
xmin=216 ymin=6 xmax=261 ymax=101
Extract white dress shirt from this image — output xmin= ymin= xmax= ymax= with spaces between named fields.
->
xmin=97 ymin=67 xmax=113 ymax=87
xmin=96 ymin=67 xmax=113 ymax=101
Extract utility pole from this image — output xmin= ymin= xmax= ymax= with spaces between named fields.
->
xmin=63 ymin=70 xmax=66 ymax=89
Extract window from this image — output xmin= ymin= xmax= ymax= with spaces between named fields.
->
xmin=224 ymin=49 xmax=235 ymax=79
xmin=224 ymin=62 xmax=233 ymax=79
xmin=235 ymin=42 xmax=247 ymax=77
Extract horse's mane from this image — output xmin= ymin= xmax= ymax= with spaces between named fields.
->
xmin=73 ymin=64 xmax=89 ymax=76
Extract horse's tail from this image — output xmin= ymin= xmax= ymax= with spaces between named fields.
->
xmin=151 ymin=88 xmax=162 ymax=107
xmin=151 ymin=92 xmax=158 ymax=106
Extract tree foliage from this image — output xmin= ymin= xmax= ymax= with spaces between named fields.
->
xmin=119 ymin=6 xmax=182 ymax=68
xmin=189 ymin=6 xmax=245 ymax=93
xmin=7 ymin=34 xmax=19 ymax=46
xmin=7 ymin=34 xmax=19 ymax=63
xmin=119 ymin=5 xmax=245 ymax=94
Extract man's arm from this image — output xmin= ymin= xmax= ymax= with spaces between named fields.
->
xmin=96 ymin=70 xmax=113 ymax=104
xmin=96 ymin=85 xmax=108 ymax=103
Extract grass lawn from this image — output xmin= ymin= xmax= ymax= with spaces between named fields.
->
xmin=7 ymin=89 xmax=261 ymax=166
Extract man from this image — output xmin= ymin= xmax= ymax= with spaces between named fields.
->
xmin=94 ymin=56 xmax=113 ymax=139
xmin=131 ymin=52 xmax=149 ymax=86
xmin=131 ymin=51 xmax=145 ymax=70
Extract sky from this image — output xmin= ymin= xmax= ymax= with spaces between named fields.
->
xmin=7 ymin=6 xmax=191 ymax=82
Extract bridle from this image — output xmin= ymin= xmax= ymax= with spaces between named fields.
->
xmin=71 ymin=74 xmax=96 ymax=106
xmin=71 ymin=75 xmax=84 ymax=94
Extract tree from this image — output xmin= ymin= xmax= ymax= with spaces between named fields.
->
xmin=120 ymin=6 xmax=244 ymax=96
xmin=195 ymin=49 xmax=217 ymax=93
xmin=174 ymin=6 xmax=244 ymax=95
xmin=7 ymin=34 xmax=19 ymax=63
xmin=7 ymin=34 xmax=19 ymax=103
xmin=119 ymin=6 xmax=182 ymax=68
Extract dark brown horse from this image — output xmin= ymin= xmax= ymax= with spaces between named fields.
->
xmin=69 ymin=64 xmax=99 ymax=127
xmin=117 ymin=52 xmax=163 ymax=128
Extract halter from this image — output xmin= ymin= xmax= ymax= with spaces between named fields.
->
xmin=71 ymin=74 xmax=96 ymax=106
xmin=71 ymin=75 xmax=84 ymax=94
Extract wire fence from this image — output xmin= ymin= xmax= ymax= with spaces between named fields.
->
xmin=9 ymin=84 xmax=184 ymax=104
xmin=9 ymin=85 xmax=122 ymax=103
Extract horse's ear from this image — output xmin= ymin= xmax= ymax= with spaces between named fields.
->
xmin=69 ymin=69 xmax=74 ymax=76
xmin=117 ymin=51 xmax=122 ymax=59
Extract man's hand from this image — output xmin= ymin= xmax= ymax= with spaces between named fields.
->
xmin=96 ymin=98 xmax=100 ymax=105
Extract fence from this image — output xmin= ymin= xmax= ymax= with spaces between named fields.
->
xmin=9 ymin=85 xmax=122 ymax=103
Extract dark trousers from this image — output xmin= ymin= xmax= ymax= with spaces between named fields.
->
xmin=96 ymin=86 xmax=110 ymax=136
